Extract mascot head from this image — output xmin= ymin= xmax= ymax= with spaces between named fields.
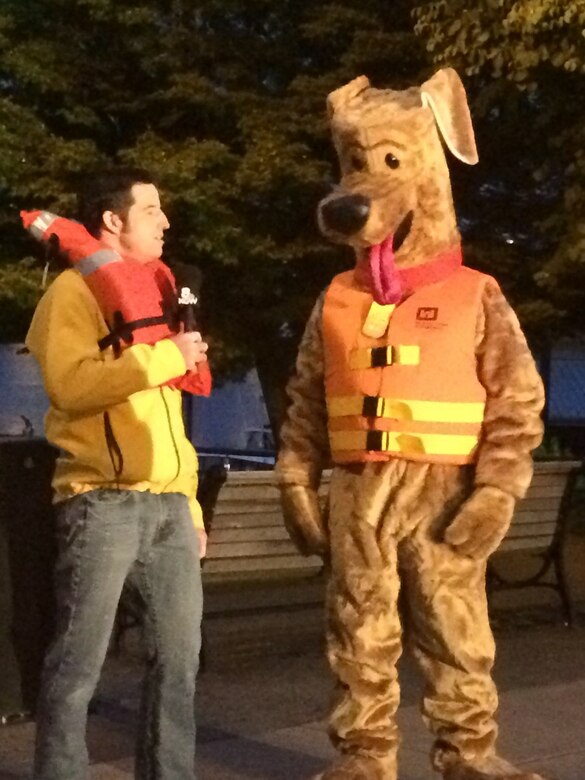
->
xmin=318 ymin=68 xmax=478 ymax=301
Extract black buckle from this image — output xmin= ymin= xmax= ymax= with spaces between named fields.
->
xmin=365 ymin=430 xmax=384 ymax=451
xmin=371 ymin=346 xmax=392 ymax=368
xmin=362 ymin=396 xmax=380 ymax=417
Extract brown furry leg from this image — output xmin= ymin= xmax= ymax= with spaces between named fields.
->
xmin=399 ymin=469 xmax=499 ymax=762
xmin=326 ymin=464 xmax=406 ymax=762
xmin=311 ymin=752 xmax=396 ymax=780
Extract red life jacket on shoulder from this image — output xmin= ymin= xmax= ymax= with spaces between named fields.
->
xmin=21 ymin=210 xmax=211 ymax=397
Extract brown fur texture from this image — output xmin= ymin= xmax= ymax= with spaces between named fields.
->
xmin=276 ymin=69 xmax=546 ymax=780
xmin=324 ymin=461 xmax=498 ymax=767
xmin=311 ymin=752 xmax=395 ymax=779
xmin=439 ymin=752 xmax=546 ymax=780
xmin=277 ymin=295 xmax=330 ymax=491
xmin=444 ymin=485 xmax=514 ymax=559
xmin=319 ymin=70 xmax=475 ymax=266
xmin=474 ymin=281 xmax=544 ymax=499
xmin=281 ymin=483 xmax=328 ymax=556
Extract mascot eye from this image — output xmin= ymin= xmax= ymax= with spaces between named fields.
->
xmin=385 ymin=153 xmax=400 ymax=169
xmin=351 ymin=155 xmax=365 ymax=171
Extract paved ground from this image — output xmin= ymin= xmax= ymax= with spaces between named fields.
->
xmin=1 ymin=600 xmax=585 ymax=780
xmin=4 ymin=519 xmax=585 ymax=780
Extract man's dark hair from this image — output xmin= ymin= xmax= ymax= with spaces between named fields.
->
xmin=77 ymin=167 xmax=156 ymax=237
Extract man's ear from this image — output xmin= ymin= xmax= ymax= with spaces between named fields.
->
xmin=102 ymin=210 xmax=124 ymax=235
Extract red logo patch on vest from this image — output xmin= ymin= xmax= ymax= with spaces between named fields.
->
xmin=416 ymin=307 xmax=438 ymax=321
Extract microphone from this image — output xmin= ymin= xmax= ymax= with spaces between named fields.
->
xmin=172 ymin=263 xmax=203 ymax=333
xmin=170 ymin=262 xmax=212 ymax=396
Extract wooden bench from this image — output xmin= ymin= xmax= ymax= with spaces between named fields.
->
xmin=114 ymin=459 xmax=581 ymax=650
xmin=204 ymin=461 xmax=582 ymax=624
xmin=487 ymin=459 xmax=582 ymax=625
xmin=203 ymin=468 xmax=327 ymax=580
xmin=197 ymin=468 xmax=330 ymax=665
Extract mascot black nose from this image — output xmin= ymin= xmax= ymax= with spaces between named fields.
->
xmin=320 ymin=194 xmax=370 ymax=235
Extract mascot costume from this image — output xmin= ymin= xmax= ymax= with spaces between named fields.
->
xmin=276 ymin=69 xmax=546 ymax=780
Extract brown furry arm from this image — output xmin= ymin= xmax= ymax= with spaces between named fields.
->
xmin=444 ymin=280 xmax=545 ymax=559
xmin=474 ymin=279 xmax=545 ymax=499
xmin=276 ymin=293 xmax=330 ymax=488
xmin=275 ymin=294 xmax=331 ymax=555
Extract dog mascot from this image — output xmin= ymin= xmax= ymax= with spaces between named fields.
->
xmin=276 ymin=69 xmax=546 ymax=780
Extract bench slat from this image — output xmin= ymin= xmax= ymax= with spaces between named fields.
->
xmin=530 ymin=460 xmax=581 ymax=474
xmin=515 ymin=496 xmax=563 ymax=513
xmin=206 ymin=539 xmax=301 ymax=559
xmin=498 ymin=537 xmax=552 ymax=552
xmin=517 ymin=484 xmax=567 ymax=500
xmin=220 ymin=471 xmax=281 ymax=485
xmin=530 ymin=470 xmax=577 ymax=483
xmin=211 ymin=512 xmax=285 ymax=529
xmin=217 ymin=486 xmax=282 ymax=502
xmin=213 ymin=502 xmax=282 ymax=516
xmin=203 ymin=555 xmax=323 ymax=576
xmin=215 ymin=500 xmax=328 ymax=516
xmin=208 ymin=527 xmax=290 ymax=544
xmin=508 ymin=509 xmax=559 ymax=526
xmin=505 ymin=521 xmax=558 ymax=539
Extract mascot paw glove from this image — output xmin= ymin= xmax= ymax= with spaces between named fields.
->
xmin=444 ymin=485 xmax=515 ymax=559
xmin=280 ymin=484 xmax=328 ymax=557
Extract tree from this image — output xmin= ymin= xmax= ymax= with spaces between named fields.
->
xmin=413 ymin=1 xmax=585 ymax=349
xmin=0 ymin=0 xmax=429 ymax=427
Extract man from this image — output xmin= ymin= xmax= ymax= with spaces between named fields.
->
xmin=26 ymin=168 xmax=208 ymax=779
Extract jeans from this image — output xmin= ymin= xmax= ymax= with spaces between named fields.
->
xmin=33 ymin=489 xmax=202 ymax=780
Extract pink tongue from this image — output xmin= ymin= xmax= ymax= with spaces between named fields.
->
xmin=369 ymin=235 xmax=403 ymax=305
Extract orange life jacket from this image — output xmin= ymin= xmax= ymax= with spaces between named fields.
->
xmin=21 ymin=210 xmax=211 ymax=397
xmin=322 ymin=264 xmax=492 ymax=465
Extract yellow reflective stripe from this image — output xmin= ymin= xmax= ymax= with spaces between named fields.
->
xmin=327 ymin=397 xmax=485 ymax=423
xmin=330 ymin=430 xmax=479 ymax=457
xmin=396 ymin=345 xmax=420 ymax=365
xmin=362 ymin=302 xmax=395 ymax=338
xmin=349 ymin=344 xmax=420 ymax=369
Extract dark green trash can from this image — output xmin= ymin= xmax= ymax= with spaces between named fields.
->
xmin=0 ymin=438 xmax=56 ymax=722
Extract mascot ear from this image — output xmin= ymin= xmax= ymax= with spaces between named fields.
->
xmin=327 ymin=75 xmax=371 ymax=118
xmin=420 ymin=68 xmax=478 ymax=165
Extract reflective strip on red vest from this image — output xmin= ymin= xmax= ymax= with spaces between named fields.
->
xmin=29 ymin=211 xmax=58 ymax=241
xmin=76 ymin=249 xmax=121 ymax=276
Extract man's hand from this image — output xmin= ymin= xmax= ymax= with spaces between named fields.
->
xmin=170 ymin=330 xmax=208 ymax=371
xmin=197 ymin=527 xmax=207 ymax=559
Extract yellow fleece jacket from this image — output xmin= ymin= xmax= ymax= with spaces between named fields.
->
xmin=26 ymin=268 xmax=204 ymax=528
